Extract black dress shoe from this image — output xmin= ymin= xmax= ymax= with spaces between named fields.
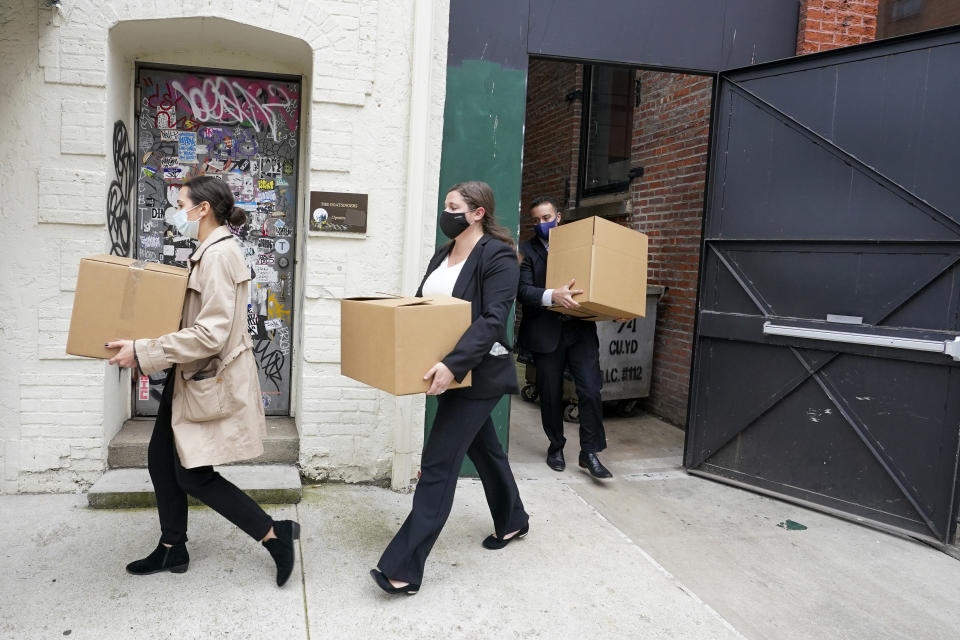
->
xmin=579 ymin=452 xmax=613 ymax=479
xmin=546 ymin=449 xmax=565 ymax=471
xmin=126 ymin=542 xmax=189 ymax=575
xmin=263 ymin=520 xmax=300 ymax=587
xmin=482 ymin=522 xmax=530 ymax=550
xmin=370 ymin=568 xmax=420 ymax=595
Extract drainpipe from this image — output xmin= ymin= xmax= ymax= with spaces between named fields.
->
xmin=392 ymin=0 xmax=435 ymax=491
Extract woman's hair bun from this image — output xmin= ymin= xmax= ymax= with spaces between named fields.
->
xmin=228 ymin=206 xmax=248 ymax=227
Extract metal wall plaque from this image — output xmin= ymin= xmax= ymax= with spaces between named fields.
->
xmin=309 ymin=191 xmax=368 ymax=234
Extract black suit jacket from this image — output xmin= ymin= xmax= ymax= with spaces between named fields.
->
xmin=517 ymin=238 xmax=596 ymax=354
xmin=416 ymin=235 xmax=520 ymax=399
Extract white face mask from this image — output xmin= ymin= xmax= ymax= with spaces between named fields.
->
xmin=165 ymin=203 xmax=202 ymax=239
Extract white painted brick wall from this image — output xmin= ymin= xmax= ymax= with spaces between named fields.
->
xmin=61 ymin=99 xmax=106 ymax=156
xmin=15 ymin=368 xmax=106 ymax=491
xmin=1 ymin=0 xmax=448 ymax=493
xmin=37 ymin=168 xmax=107 ymax=225
xmin=310 ymin=118 xmax=354 ymax=172
xmin=37 ymin=293 xmax=81 ymax=361
xmin=59 ymin=239 xmax=106 ymax=291
xmin=19 ymin=439 xmax=72 ymax=473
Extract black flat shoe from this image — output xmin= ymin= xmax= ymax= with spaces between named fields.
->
xmin=482 ymin=522 xmax=530 ymax=550
xmin=579 ymin=452 xmax=613 ymax=479
xmin=370 ymin=568 xmax=420 ymax=595
xmin=263 ymin=520 xmax=300 ymax=587
xmin=546 ymin=449 xmax=565 ymax=472
xmin=126 ymin=542 xmax=189 ymax=575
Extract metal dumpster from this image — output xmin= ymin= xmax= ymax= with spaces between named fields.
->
xmin=520 ymin=285 xmax=665 ymax=422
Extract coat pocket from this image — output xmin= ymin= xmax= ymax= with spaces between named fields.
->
xmin=180 ymin=344 xmax=248 ymax=422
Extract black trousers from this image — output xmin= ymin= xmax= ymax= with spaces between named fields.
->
xmin=532 ymin=320 xmax=607 ymax=455
xmin=377 ymin=391 xmax=528 ymax=585
xmin=149 ymin=369 xmax=274 ymax=545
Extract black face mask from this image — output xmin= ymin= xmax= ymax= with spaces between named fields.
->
xmin=438 ymin=209 xmax=473 ymax=239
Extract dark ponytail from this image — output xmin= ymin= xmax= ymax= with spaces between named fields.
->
xmin=184 ymin=175 xmax=247 ymax=227
xmin=227 ymin=205 xmax=248 ymax=227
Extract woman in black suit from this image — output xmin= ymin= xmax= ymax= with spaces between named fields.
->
xmin=370 ymin=181 xmax=529 ymax=595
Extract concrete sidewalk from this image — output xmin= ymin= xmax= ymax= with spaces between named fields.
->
xmin=1 ymin=399 xmax=958 ymax=639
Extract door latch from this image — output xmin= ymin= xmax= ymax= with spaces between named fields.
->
xmin=763 ymin=322 xmax=960 ymax=362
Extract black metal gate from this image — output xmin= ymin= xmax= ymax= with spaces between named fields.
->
xmin=686 ymin=28 xmax=960 ymax=545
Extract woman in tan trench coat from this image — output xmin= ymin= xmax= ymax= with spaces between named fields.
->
xmin=107 ymin=175 xmax=300 ymax=587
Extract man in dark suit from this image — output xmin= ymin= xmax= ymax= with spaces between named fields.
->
xmin=517 ymin=196 xmax=612 ymax=479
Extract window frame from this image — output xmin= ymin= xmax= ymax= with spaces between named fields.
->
xmin=577 ymin=64 xmax=637 ymax=202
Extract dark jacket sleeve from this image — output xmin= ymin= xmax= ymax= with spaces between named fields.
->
xmin=441 ymin=242 xmax=519 ymax=382
xmin=517 ymin=243 xmax=546 ymax=307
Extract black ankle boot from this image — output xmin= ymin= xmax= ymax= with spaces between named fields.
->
xmin=262 ymin=520 xmax=300 ymax=587
xmin=126 ymin=542 xmax=189 ymax=576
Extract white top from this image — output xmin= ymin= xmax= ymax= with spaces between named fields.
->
xmin=421 ymin=255 xmax=465 ymax=297
xmin=423 ymin=255 xmax=509 ymax=357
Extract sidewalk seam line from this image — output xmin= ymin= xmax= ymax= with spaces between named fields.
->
xmin=566 ymin=485 xmax=750 ymax=640
xmin=297 ymin=502 xmax=311 ymax=640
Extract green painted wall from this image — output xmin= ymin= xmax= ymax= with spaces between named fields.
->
xmin=432 ymin=60 xmax=527 ymax=247
xmin=425 ymin=59 xmax=528 ymax=476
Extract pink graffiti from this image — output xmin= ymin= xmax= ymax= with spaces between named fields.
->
xmin=169 ymin=76 xmax=299 ymax=141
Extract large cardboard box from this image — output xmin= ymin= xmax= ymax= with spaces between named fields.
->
xmin=340 ymin=296 xmax=473 ymax=395
xmin=545 ymin=216 xmax=648 ymax=321
xmin=67 ymin=255 xmax=188 ymax=359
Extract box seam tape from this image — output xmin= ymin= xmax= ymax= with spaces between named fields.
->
xmin=118 ymin=260 xmax=147 ymax=329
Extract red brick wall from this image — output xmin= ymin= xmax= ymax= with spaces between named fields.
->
xmin=519 ymin=4 xmax=883 ymax=427
xmin=519 ymin=59 xmax=582 ymax=239
xmin=520 ymin=62 xmax=712 ymax=426
xmin=797 ymin=0 xmax=879 ymax=54
xmin=628 ymin=72 xmax=713 ymax=426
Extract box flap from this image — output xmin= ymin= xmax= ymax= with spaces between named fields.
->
xmin=592 ymin=216 xmax=646 ymax=256
xmin=343 ymin=295 xmax=468 ymax=308
xmin=548 ymin=216 xmax=598 ymax=252
xmin=343 ymin=295 xmax=431 ymax=308
xmin=412 ymin=295 xmax=469 ymax=307
xmin=348 ymin=292 xmax=405 ymax=299
xmin=82 ymin=254 xmax=136 ymax=266
xmin=144 ymin=262 xmax=189 ymax=276
xmin=80 ymin=255 xmax=187 ymax=277
xmin=387 ymin=298 xmax=433 ymax=308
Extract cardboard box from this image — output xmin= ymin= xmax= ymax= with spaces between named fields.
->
xmin=545 ymin=216 xmax=648 ymax=321
xmin=340 ymin=296 xmax=473 ymax=395
xmin=67 ymin=255 xmax=188 ymax=359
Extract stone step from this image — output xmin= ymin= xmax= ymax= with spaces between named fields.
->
xmin=108 ymin=417 xmax=299 ymax=468
xmin=87 ymin=464 xmax=302 ymax=508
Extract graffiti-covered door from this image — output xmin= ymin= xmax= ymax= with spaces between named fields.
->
xmin=133 ymin=64 xmax=301 ymax=416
